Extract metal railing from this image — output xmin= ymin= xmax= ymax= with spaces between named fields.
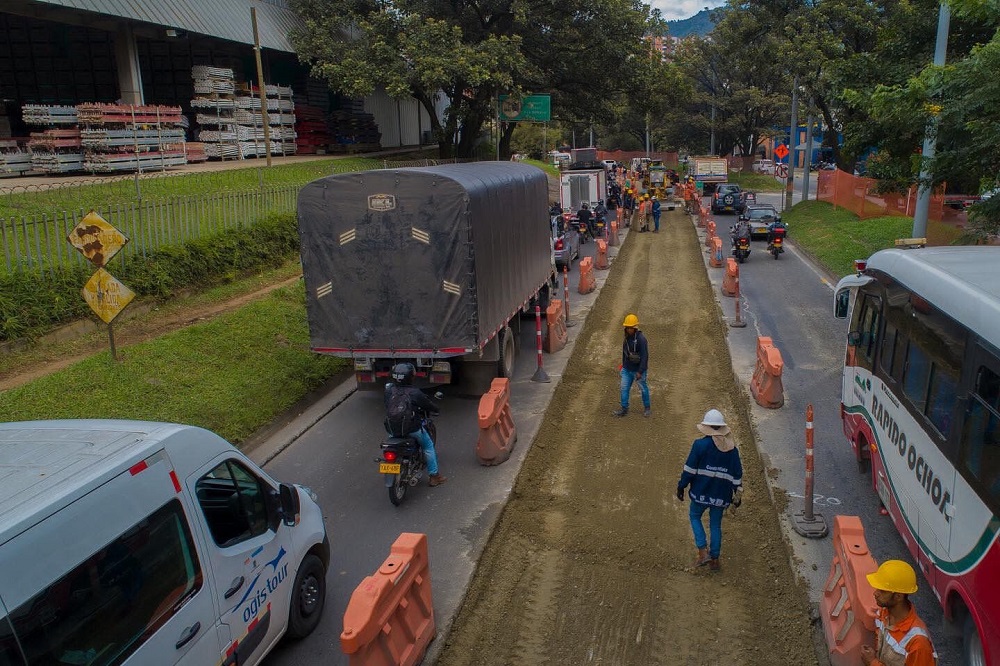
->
xmin=1 ymin=157 xmax=481 ymax=276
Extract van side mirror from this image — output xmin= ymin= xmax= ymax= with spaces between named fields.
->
xmin=279 ymin=484 xmax=300 ymax=526
xmin=835 ymin=288 xmax=851 ymax=319
xmin=847 ymin=331 xmax=862 ymax=346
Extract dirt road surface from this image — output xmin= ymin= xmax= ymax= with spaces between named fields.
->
xmin=436 ymin=212 xmax=819 ymax=665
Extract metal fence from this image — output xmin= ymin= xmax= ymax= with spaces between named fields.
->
xmin=1 ymin=186 xmax=299 ymax=276
xmin=0 ymin=157 xmax=480 ymax=276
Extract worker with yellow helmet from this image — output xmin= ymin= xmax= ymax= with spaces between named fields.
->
xmin=614 ymin=314 xmax=650 ymax=417
xmin=861 ymin=560 xmax=938 ymax=666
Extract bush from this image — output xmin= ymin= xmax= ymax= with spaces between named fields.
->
xmin=0 ymin=213 xmax=300 ymax=343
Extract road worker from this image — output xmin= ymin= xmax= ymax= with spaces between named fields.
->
xmin=861 ymin=560 xmax=938 ymax=666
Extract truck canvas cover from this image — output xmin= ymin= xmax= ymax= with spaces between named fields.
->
xmin=297 ymin=163 xmax=553 ymax=355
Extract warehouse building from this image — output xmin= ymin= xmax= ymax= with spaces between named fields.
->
xmin=0 ymin=0 xmax=438 ymax=152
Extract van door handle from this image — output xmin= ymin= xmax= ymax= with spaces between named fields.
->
xmin=223 ymin=576 xmax=245 ymax=599
xmin=175 ymin=621 xmax=201 ymax=649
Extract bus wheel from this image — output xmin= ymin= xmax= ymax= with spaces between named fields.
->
xmin=964 ymin=614 xmax=986 ymax=666
xmin=857 ymin=435 xmax=871 ymax=474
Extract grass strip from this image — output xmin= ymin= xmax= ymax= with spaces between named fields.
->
xmin=729 ymin=172 xmax=785 ymax=192
xmin=784 ymin=201 xmax=963 ymax=278
xmin=0 ymin=283 xmax=345 ymax=444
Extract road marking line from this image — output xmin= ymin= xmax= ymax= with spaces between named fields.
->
xmin=786 ymin=243 xmax=835 ymax=292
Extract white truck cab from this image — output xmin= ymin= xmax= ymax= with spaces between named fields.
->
xmin=0 ymin=420 xmax=329 ymax=666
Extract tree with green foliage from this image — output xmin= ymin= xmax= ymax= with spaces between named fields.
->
xmin=291 ymin=0 xmax=657 ymax=158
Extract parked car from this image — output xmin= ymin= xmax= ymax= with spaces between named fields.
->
xmin=752 ymin=159 xmax=775 ymax=174
xmin=740 ymin=204 xmax=784 ymax=240
xmin=601 ymin=159 xmax=617 ymax=172
xmin=552 ymin=215 xmax=580 ymax=269
xmin=711 ymin=183 xmax=749 ymax=215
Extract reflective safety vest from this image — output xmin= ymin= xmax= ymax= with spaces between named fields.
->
xmin=871 ymin=604 xmax=937 ymax=666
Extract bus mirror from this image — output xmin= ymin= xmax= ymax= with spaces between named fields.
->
xmin=835 ymin=288 xmax=851 ymax=318
xmin=847 ymin=331 xmax=862 ymax=346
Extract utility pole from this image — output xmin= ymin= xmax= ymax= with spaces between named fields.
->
xmin=709 ymin=104 xmax=715 ymax=155
xmin=645 ymin=114 xmax=650 ymax=157
xmin=251 ymin=7 xmax=272 ymax=167
xmin=785 ymin=76 xmax=799 ymax=212
xmin=589 ymin=124 xmax=594 ymax=147
xmin=802 ymin=99 xmax=814 ymax=203
xmin=912 ymin=3 xmax=951 ymax=238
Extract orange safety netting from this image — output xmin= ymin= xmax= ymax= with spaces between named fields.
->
xmin=816 ymin=169 xmax=945 ymax=222
xmin=596 ymin=150 xmax=678 ymax=167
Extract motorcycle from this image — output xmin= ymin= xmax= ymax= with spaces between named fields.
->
xmin=576 ymin=214 xmax=594 ymax=243
xmin=377 ymin=393 xmax=442 ymax=506
xmin=732 ymin=232 xmax=751 ymax=263
xmin=594 ymin=216 xmax=607 ymax=239
xmin=768 ymin=226 xmax=786 ymax=260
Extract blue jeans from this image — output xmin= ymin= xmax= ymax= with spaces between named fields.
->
xmin=409 ymin=425 xmax=439 ymax=475
xmin=653 ymin=212 xmax=661 ymax=231
xmin=619 ymin=369 xmax=650 ymax=410
xmin=689 ymin=501 xmax=725 ymax=559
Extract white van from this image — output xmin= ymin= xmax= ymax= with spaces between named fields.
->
xmin=0 ymin=420 xmax=329 ymax=666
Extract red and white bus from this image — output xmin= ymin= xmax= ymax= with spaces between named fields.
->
xmin=834 ymin=247 xmax=1000 ymax=666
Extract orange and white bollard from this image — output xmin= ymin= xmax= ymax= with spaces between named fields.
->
xmin=730 ymin=266 xmax=746 ymax=328
xmin=531 ymin=304 xmax=550 ymax=383
xmin=562 ymin=266 xmax=575 ymax=328
xmin=793 ymin=404 xmax=828 ymax=538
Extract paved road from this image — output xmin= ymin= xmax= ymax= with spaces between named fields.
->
xmin=703 ymin=190 xmax=963 ymax=664
xmin=256 ymin=229 xmax=619 ymax=666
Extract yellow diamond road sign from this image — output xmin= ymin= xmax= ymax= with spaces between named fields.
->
xmin=82 ymin=268 xmax=135 ymax=324
xmin=68 ymin=210 xmax=128 ymax=268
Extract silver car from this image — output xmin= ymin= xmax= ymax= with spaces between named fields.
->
xmin=552 ymin=214 xmax=581 ymax=269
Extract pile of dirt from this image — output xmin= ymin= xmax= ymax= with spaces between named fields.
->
xmin=436 ymin=212 xmax=819 ymax=664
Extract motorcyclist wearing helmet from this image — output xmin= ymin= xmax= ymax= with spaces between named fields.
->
xmin=384 ymin=362 xmax=447 ymax=486
xmin=594 ymin=199 xmax=609 ymax=228
xmin=576 ymin=202 xmax=594 ymax=241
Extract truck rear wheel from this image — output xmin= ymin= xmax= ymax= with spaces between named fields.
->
xmin=498 ymin=326 xmax=515 ymax=378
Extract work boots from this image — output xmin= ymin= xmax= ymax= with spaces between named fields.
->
xmin=429 ymin=474 xmax=448 ymax=487
xmin=612 ymin=407 xmax=628 ymax=417
xmin=694 ymin=548 xmax=711 ymax=567
xmin=708 ymin=558 xmax=721 ymax=572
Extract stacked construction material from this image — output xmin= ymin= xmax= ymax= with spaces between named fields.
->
xmin=294 ymin=105 xmax=330 ymax=154
xmin=185 ymin=142 xmax=208 ymax=163
xmin=235 ymin=83 xmax=297 ymax=157
xmin=0 ymin=140 xmax=32 ymax=177
xmin=328 ymin=107 xmax=381 ymax=153
xmin=191 ymin=66 xmax=240 ymax=160
xmin=77 ymin=103 xmax=187 ymax=173
xmin=23 ymin=104 xmax=84 ymax=173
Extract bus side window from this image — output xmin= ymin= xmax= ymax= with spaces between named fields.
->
xmin=880 ymin=323 xmax=897 ymax=376
xmin=903 ymin=342 xmax=932 ymax=413
xmin=961 ymin=365 xmax=1000 ymax=507
xmin=857 ymin=297 xmax=881 ymax=364
xmin=926 ymin=364 xmax=959 ymax=438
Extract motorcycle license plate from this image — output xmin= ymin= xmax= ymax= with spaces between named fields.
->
xmin=379 ymin=463 xmax=401 ymax=474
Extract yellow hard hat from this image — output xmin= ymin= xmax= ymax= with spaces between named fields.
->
xmin=866 ymin=560 xmax=918 ymax=594
xmin=622 ymin=314 xmax=639 ymax=327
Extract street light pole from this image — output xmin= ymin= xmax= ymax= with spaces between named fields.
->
xmin=785 ymin=76 xmax=799 ymax=212
xmin=912 ymin=3 xmax=951 ymax=238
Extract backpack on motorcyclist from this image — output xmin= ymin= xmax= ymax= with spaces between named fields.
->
xmin=385 ymin=386 xmax=418 ymax=437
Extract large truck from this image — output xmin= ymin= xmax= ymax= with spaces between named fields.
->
xmin=559 ymin=168 xmax=607 ymax=213
xmin=297 ymin=162 xmax=555 ymax=390
xmin=690 ymin=156 xmax=729 ymax=194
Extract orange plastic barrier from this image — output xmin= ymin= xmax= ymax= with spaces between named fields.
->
xmin=705 ymin=220 xmax=716 ymax=248
xmin=543 ymin=298 xmax=568 ymax=354
xmin=750 ymin=336 xmax=785 ymax=408
xmin=722 ymin=258 xmax=738 ymax=295
xmin=341 ymin=533 xmax=435 ymax=666
xmin=609 ymin=220 xmax=620 ymax=247
xmin=578 ymin=256 xmax=596 ymax=294
xmin=476 ymin=377 xmax=518 ymax=465
xmin=821 ymin=516 xmax=879 ymax=666
xmin=698 ymin=206 xmax=707 ymax=228
xmin=595 ymin=239 xmax=609 ymax=269
xmin=709 ymin=237 xmax=724 ymax=267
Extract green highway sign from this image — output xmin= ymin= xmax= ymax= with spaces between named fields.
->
xmin=498 ymin=94 xmax=551 ymax=122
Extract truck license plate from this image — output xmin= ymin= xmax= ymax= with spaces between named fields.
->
xmin=379 ymin=463 xmax=401 ymax=474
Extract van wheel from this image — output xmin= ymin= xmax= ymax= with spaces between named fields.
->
xmin=287 ymin=554 xmax=326 ymax=639
xmin=498 ymin=326 xmax=515 ymax=378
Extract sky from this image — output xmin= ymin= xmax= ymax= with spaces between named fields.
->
xmin=651 ymin=0 xmax=726 ymax=22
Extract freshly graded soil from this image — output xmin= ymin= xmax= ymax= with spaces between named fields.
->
xmin=436 ymin=211 xmax=819 ymax=665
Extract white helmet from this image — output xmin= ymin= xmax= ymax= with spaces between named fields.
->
xmin=700 ymin=409 xmax=727 ymax=428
